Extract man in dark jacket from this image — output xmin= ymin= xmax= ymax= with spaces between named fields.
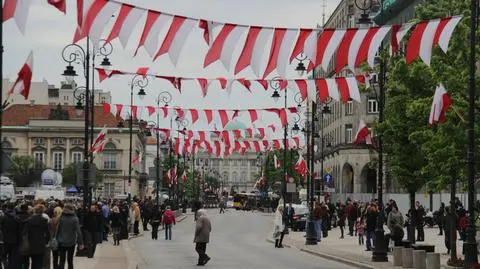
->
xmin=415 ymin=201 xmax=425 ymax=241
xmin=83 ymin=205 xmax=102 ymax=258
xmin=24 ymin=204 xmax=49 ymax=269
xmin=1 ymin=203 xmax=21 ymax=269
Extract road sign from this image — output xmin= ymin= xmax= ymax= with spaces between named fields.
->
xmin=286 ymin=183 xmax=296 ymax=193
xmin=324 ymin=174 xmax=333 ymax=185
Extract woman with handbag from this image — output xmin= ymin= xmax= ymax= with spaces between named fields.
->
xmin=56 ymin=204 xmax=83 ymax=269
xmin=49 ymin=206 xmax=63 ymax=269
xmin=21 ymin=204 xmax=49 ymax=269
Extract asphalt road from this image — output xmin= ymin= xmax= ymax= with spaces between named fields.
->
xmin=133 ymin=209 xmax=356 ymax=269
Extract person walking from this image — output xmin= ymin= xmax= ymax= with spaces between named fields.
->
xmin=387 ymin=203 xmax=404 ymax=246
xmin=194 ymin=209 xmax=211 ymax=266
xmin=437 ymin=202 xmax=445 ymax=236
xmin=83 ymin=205 xmax=102 ymax=259
xmin=131 ymin=203 xmax=141 ymax=236
xmin=109 ymin=206 xmax=122 ymax=246
xmin=219 ymin=197 xmax=226 ymax=214
xmin=273 ymin=203 xmax=285 ymax=248
xmin=337 ymin=202 xmax=346 ymax=239
xmin=365 ymin=203 xmax=378 ymax=251
xmin=356 ymin=217 xmax=365 ymax=246
xmin=49 ymin=206 xmax=63 ymax=269
xmin=100 ymin=202 xmax=110 ymax=242
xmin=415 ymin=201 xmax=425 ymax=241
xmin=1 ymin=203 xmax=21 ymax=269
xmin=23 ymin=204 xmax=50 ymax=269
xmin=150 ymin=206 xmax=162 ymax=240
xmin=162 ymin=206 xmax=176 ymax=240
xmin=56 ymin=204 xmax=83 ymax=269
xmin=313 ymin=202 xmax=326 ymax=243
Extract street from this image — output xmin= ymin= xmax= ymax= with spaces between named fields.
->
xmin=132 ymin=209 xmax=356 ymax=269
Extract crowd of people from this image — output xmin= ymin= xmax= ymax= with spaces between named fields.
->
xmin=273 ymin=196 xmax=480 ymax=254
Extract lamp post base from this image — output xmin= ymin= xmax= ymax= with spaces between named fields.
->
xmin=463 ymin=226 xmax=478 ymax=267
xmin=305 ymin=219 xmax=318 ymax=245
xmin=372 ymin=229 xmax=388 ymax=262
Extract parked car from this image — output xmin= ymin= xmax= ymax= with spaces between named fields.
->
xmin=226 ymin=196 xmax=234 ymax=208
xmin=291 ymin=204 xmax=309 ymax=232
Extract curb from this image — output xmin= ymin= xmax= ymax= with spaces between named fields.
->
xmin=265 ymin=238 xmax=379 ymax=269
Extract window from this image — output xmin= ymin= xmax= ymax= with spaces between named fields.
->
xmin=345 ymin=125 xmax=353 ymax=144
xmin=53 ymin=138 xmax=65 ymax=145
xmin=34 ymin=137 xmax=45 ymax=145
xmin=52 ymin=152 xmax=64 ymax=170
xmin=368 ymin=98 xmax=379 ymax=114
xmin=232 ymin=172 xmax=238 ymax=182
xmin=72 ymin=152 xmax=83 ymax=163
xmin=104 ymin=183 xmax=115 ymax=198
xmin=104 ymin=153 xmax=117 ymax=170
xmin=34 ymin=152 xmax=45 ymax=167
xmin=345 ymin=100 xmax=353 ymax=115
xmin=72 ymin=138 xmax=83 ymax=146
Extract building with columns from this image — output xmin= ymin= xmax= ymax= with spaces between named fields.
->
xmin=2 ymin=104 xmax=146 ymax=198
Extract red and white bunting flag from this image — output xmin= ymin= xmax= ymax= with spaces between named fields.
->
xmin=251 ymin=28 xmax=274 ymax=77
xmin=336 ymin=28 xmax=366 ymax=74
xmin=391 ymin=23 xmax=413 ymax=56
xmin=143 ymin=13 xmax=170 ymax=57
xmin=155 ymin=15 xmax=188 ymax=59
xmin=429 ymin=84 xmax=453 ymax=125
xmin=204 ymin=24 xmax=236 ymax=67
xmin=181 ymin=170 xmax=187 ymax=183
xmin=274 ymin=154 xmax=281 ymax=169
xmin=294 ymin=153 xmax=307 ymax=177
xmin=317 ymin=29 xmax=346 ymax=72
xmin=220 ymin=26 xmax=247 ymax=71
xmin=80 ymin=0 xmax=119 ymax=45
xmin=198 ymin=19 xmax=214 ymax=45
xmin=235 ymin=26 xmax=262 ymax=75
xmin=406 ymin=19 xmax=441 ymax=66
xmin=132 ymin=154 xmax=142 ymax=164
xmin=365 ymin=26 xmax=391 ymax=68
xmin=324 ymin=78 xmax=340 ymax=101
xmin=167 ymin=165 xmax=177 ymax=185
xmin=97 ymin=69 xmax=123 ymax=82
xmin=3 ymin=0 xmax=33 ymax=34
xmin=135 ymin=10 xmax=162 ymax=56
xmin=290 ymin=29 xmax=313 ymax=63
xmin=167 ymin=18 xmax=196 ymax=66
xmin=336 ymin=77 xmax=361 ymax=103
xmin=8 ymin=51 xmax=33 ymax=100
xmin=106 ymin=4 xmax=144 ymax=47
xmin=90 ymin=125 xmax=108 ymax=153
xmin=263 ymin=28 xmax=287 ymax=79
xmin=48 ymin=0 xmax=66 ymax=14
xmin=304 ymin=29 xmax=320 ymax=71
xmin=355 ymin=120 xmax=373 ymax=145
xmin=436 ymin=16 xmax=462 ymax=53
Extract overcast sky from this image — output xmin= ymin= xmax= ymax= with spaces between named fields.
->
xmin=4 ymin=0 xmax=341 ymax=129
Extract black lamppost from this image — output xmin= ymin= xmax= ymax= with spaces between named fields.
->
xmin=271 ymin=79 xmax=288 ymax=215
xmin=175 ymin=115 xmax=189 ymax=209
xmin=463 ymin=0 xmax=478 ymax=266
xmin=127 ymin=75 xmax=149 ymax=199
xmin=318 ymin=100 xmax=332 ymax=199
xmin=61 ymin=39 xmax=112 ymax=206
xmin=354 ymin=0 xmax=388 ymax=262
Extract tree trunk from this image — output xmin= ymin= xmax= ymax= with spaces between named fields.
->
xmin=409 ymin=191 xmax=416 ymax=245
xmin=450 ymin=181 xmax=457 ymax=261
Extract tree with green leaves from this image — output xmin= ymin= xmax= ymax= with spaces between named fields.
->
xmin=379 ymin=0 xmax=479 ymax=257
xmin=261 ymin=149 xmax=302 ymax=196
xmin=7 ymin=156 xmax=44 ymax=187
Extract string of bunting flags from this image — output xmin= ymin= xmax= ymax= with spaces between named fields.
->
xmin=50 ymin=0 xmax=464 ymax=76
xmin=96 ymin=67 xmax=369 ymax=104
xmin=102 ymin=103 xmax=301 ymax=128
xmin=3 ymin=1 xmax=458 ymax=75
xmin=172 ymin=136 xmax=305 ymax=157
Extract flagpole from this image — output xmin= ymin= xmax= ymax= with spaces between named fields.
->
xmin=0 ymin=2 xmax=4 ymax=177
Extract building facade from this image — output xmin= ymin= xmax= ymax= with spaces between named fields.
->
xmin=313 ymin=0 xmax=419 ymax=195
xmin=2 ymin=79 xmax=112 ymax=106
xmin=3 ymin=104 xmax=145 ymax=198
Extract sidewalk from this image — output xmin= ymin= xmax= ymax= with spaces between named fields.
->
xmin=72 ymin=213 xmax=188 ymax=269
xmin=269 ymin=226 xmax=465 ymax=269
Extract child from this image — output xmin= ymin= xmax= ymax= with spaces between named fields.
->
xmin=356 ymin=217 xmax=365 ymax=246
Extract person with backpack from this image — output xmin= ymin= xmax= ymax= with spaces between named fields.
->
xmin=162 ymin=206 xmax=176 ymax=240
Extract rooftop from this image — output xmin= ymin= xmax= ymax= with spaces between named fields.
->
xmin=3 ymin=104 xmax=120 ymax=127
